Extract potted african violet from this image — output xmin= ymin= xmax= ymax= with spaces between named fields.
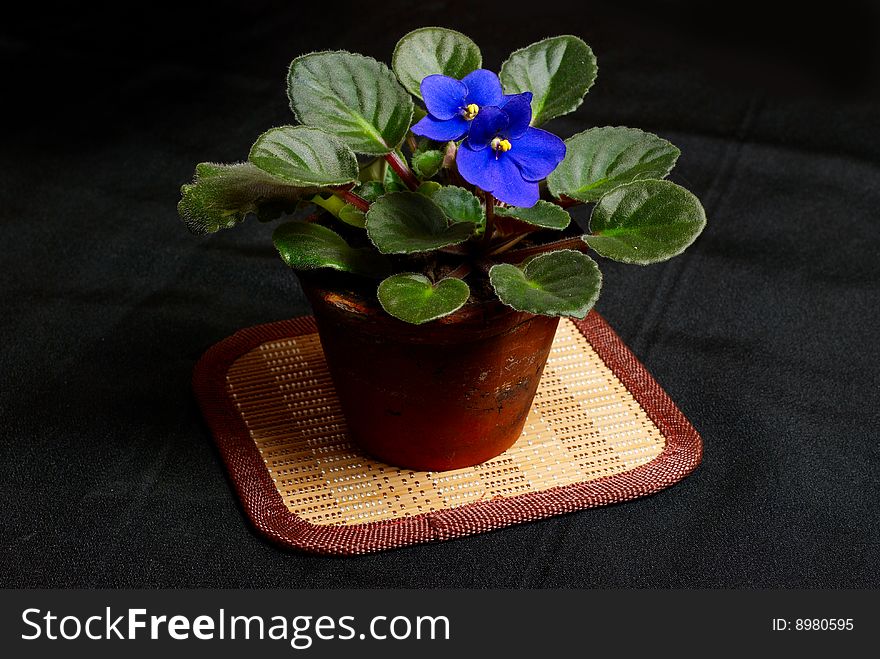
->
xmin=179 ymin=27 xmax=707 ymax=471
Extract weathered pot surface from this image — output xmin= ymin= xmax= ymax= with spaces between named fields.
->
xmin=300 ymin=273 xmax=560 ymax=471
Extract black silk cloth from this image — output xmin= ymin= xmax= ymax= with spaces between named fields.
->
xmin=2 ymin=1 xmax=878 ymax=587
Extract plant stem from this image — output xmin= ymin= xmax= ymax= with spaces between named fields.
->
xmin=493 ymin=236 xmax=589 ymax=263
xmin=481 ymin=190 xmax=496 ymax=250
xmin=488 ymin=233 xmax=528 ymax=256
xmin=442 ymin=141 xmax=457 ymax=169
xmin=446 ymin=262 xmax=472 ymax=280
xmin=439 ymin=244 xmax=470 ymax=256
xmin=406 ymin=133 xmax=418 ymax=153
xmin=384 ymin=151 xmax=420 ymax=191
xmin=330 ymin=188 xmax=370 ymax=213
xmin=442 ymin=141 xmax=469 ymax=188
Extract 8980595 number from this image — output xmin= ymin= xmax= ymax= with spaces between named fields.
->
xmin=795 ymin=619 xmax=853 ymax=631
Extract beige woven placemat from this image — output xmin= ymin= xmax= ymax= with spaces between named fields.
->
xmin=194 ymin=312 xmax=702 ymax=554
xmin=227 ymin=319 xmax=665 ymax=526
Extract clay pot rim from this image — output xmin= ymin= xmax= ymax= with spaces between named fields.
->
xmin=300 ymin=275 xmax=534 ymax=327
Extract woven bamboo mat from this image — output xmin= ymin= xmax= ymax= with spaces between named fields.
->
xmin=194 ymin=312 xmax=702 ymax=554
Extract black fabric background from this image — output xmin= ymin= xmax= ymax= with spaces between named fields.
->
xmin=2 ymin=1 xmax=879 ymax=588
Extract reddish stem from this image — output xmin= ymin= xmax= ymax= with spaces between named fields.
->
xmin=445 ymin=262 xmax=472 ymax=280
xmin=384 ymin=152 xmax=420 ymax=191
xmin=481 ymin=190 xmax=496 ymax=250
xmin=488 ymin=233 xmax=528 ymax=255
xmin=331 ymin=188 xmax=370 ymax=213
xmin=439 ymin=244 xmax=470 ymax=256
xmin=493 ymin=236 xmax=589 ymax=263
xmin=442 ymin=141 xmax=468 ymax=187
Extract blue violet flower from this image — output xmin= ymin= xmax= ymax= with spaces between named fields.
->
xmin=411 ymin=69 xmax=504 ymax=142
xmin=457 ymin=94 xmax=566 ymax=207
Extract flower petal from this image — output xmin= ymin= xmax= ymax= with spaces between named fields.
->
xmin=461 ymin=69 xmax=503 ymax=107
xmin=466 ymin=106 xmax=509 ymax=150
xmin=499 ymin=94 xmax=532 ymax=138
xmin=411 ymin=114 xmax=469 ymax=142
xmin=501 ymin=91 xmax=533 ymax=107
xmin=457 ymin=142 xmax=497 ymax=189
xmin=420 ymin=75 xmax=467 ymax=120
xmin=508 ymin=127 xmax=567 ymax=182
xmin=490 ymin=158 xmax=541 ymax=207
xmin=457 ymin=145 xmax=539 ymax=207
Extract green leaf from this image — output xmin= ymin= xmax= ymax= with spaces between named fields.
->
xmin=383 ymin=162 xmax=407 ymax=193
xmin=411 ymin=105 xmax=428 ymax=126
xmin=248 ymin=125 xmax=358 ymax=186
xmin=489 ymin=250 xmax=602 ymax=318
xmin=377 ymin=273 xmax=470 ymax=324
xmin=357 ymin=159 xmax=385 ymax=184
xmin=273 ymin=222 xmax=389 ymax=277
xmin=287 ymin=51 xmax=413 ymax=155
xmin=585 ymin=179 xmax=706 ymax=264
xmin=500 ymin=35 xmax=597 ymax=127
xmin=355 ymin=180 xmax=386 ymax=202
xmin=178 ymin=162 xmax=314 ymax=235
xmin=494 ymin=200 xmax=570 ymax=230
xmin=547 ymin=127 xmax=680 ymax=202
xmin=411 ymin=148 xmax=444 ymax=179
xmin=392 ymin=27 xmax=482 ymax=99
xmin=311 ymin=193 xmax=346 ymax=215
xmin=416 ymin=181 xmax=443 ymax=197
xmin=192 ymin=162 xmax=227 ymax=178
xmin=365 ymin=191 xmax=475 ymax=254
xmin=309 ymin=179 xmax=388 ymax=229
xmin=431 ymin=185 xmax=484 ymax=224
xmin=310 ymin=194 xmax=365 ymax=228
xmin=338 ymin=205 xmax=366 ymax=228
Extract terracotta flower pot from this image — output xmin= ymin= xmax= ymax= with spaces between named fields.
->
xmin=300 ymin=275 xmax=560 ymax=471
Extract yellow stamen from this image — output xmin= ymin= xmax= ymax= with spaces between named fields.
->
xmin=462 ymin=103 xmax=480 ymax=120
xmin=491 ymin=137 xmax=512 ymax=152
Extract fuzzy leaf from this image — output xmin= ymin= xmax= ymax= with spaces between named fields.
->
xmin=431 ymin=185 xmax=484 ymax=224
xmin=287 ymin=51 xmax=413 ymax=155
xmin=585 ymin=179 xmax=706 ymax=264
xmin=178 ymin=162 xmax=314 ymax=235
xmin=355 ymin=180 xmax=386 ymax=202
xmin=383 ymin=162 xmax=407 ymax=193
xmin=392 ymin=27 xmax=482 ymax=99
xmin=310 ymin=194 xmax=365 ymax=228
xmin=411 ymin=148 xmax=444 ymax=179
xmin=489 ymin=249 xmax=602 ymax=318
xmin=365 ymin=191 xmax=475 ymax=254
xmin=416 ymin=181 xmax=443 ymax=197
xmin=338 ymin=205 xmax=366 ymax=228
xmin=411 ymin=105 xmax=428 ymax=126
xmin=273 ymin=222 xmax=389 ymax=277
xmin=248 ymin=125 xmax=359 ymax=186
xmin=548 ymin=127 xmax=680 ymax=202
xmin=500 ymin=35 xmax=597 ymax=127
xmin=494 ymin=200 xmax=570 ymax=230
xmin=378 ymin=273 xmax=470 ymax=324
